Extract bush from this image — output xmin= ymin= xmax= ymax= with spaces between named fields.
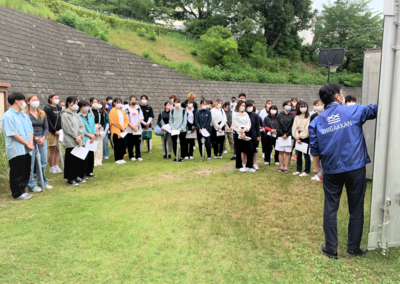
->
xmin=76 ymin=16 xmax=110 ymax=42
xmin=57 ymin=11 xmax=77 ymax=28
xmin=0 ymin=131 xmax=9 ymax=190
xmin=0 ymin=0 xmax=56 ymax=19
xmin=148 ymin=31 xmax=157 ymax=41
xmin=142 ymin=49 xmax=150 ymax=59
xmin=199 ymin=26 xmax=239 ymax=67
xmin=249 ymin=42 xmax=268 ymax=69
xmin=238 ymin=32 xmax=267 ymax=58
xmin=290 ymin=50 xmax=302 ymax=62
xmin=190 ymin=49 xmax=198 ymax=57
xmin=137 ymin=28 xmax=146 ymax=37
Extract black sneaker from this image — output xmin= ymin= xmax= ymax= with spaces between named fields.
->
xmin=67 ymin=180 xmax=79 ymax=186
xmin=321 ymin=244 xmax=338 ymax=259
xmin=347 ymin=248 xmax=367 ymax=257
xmin=168 ymin=154 xmax=172 ymax=159
xmin=76 ymin=177 xmax=86 ymax=183
xmin=163 ymin=154 xmax=167 ymax=160
xmin=173 ymin=158 xmax=178 ymax=162
xmin=230 ymin=156 xmax=236 ymax=160
xmin=87 ymin=174 xmax=97 ymax=178
xmin=178 ymin=158 xmax=183 ymax=163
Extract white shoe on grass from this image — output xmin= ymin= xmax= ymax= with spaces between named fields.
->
xmin=239 ymin=167 xmax=247 ymax=172
xmin=131 ymin=157 xmax=137 ymax=161
xmin=137 ymin=158 xmax=143 ymax=161
xmin=189 ymin=156 xmax=194 ymax=159
xmin=253 ymin=164 xmax=259 ymax=170
xmin=29 ymin=186 xmax=42 ymax=192
xmin=214 ymin=156 xmax=218 ymax=159
xmin=104 ymin=157 xmax=109 ymax=160
xmin=311 ymin=175 xmax=319 ymax=180
xmin=262 ymin=153 xmax=265 ymax=158
xmin=223 ymin=150 xmax=227 ymax=154
xmin=185 ymin=157 xmax=189 ymax=160
xmin=293 ymin=172 xmax=301 ymax=175
xmin=264 ymin=162 xmax=269 ymax=165
xmin=218 ymin=156 xmax=223 ymax=159
xmin=275 ymin=162 xmax=280 ymax=166
xmin=14 ymin=193 xmax=32 ymax=200
xmin=299 ymin=172 xmax=309 ymax=177
xmin=55 ymin=166 xmax=62 ymax=173
xmin=44 ymin=185 xmax=53 ymax=189
xmin=246 ymin=167 xmax=256 ymax=173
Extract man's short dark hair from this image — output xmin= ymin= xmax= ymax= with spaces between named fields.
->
xmin=345 ymin=95 xmax=357 ymax=103
xmin=239 ymin=93 xmax=246 ymax=98
xmin=291 ymin=97 xmax=298 ymax=102
xmin=123 ymin=101 xmax=129 ymax=105
xmin=106 ymin=96 xmax=113 ymax=101
xmin=129 ymin=96 xmax=137 ymax=101
xmin=245 ymin=100 xmax=253 ymax=107
xmin=231 ymin=96 xmax=236 ymax=100
xmin=282 ymin=100 xmax=292 ymax=107
xmin=319 ymin=83 xmax=342 ymax=106
xmin=200 ymin=99 xmax=207 ymax=105
xmin=141 ymin=95 xmax=148 ymax=100
xmin=8 ymin=93 xmax=25 ymax=105
xmin=78 ymin=100 xmax=89 ymax=109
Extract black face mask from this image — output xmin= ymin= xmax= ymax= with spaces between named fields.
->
xmin=131 ymin=102 xmax=136 ymax=106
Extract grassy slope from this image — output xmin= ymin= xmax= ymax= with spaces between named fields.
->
xmin=0 ymin=138 xmax=398 ymax=283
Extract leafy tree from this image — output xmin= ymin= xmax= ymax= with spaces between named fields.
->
xmin=184 ymin=15 xmax=229 ymax=38
xmin=238 ymin=32 xmax=266 ymax=57
xmin=249 ymin=42 xmax=268 ymax=69
xmin=314 ymin=0 xmax=383 ymax=71
xmin=226 ymin=0 xmax=315 ymax=49
xmin=199 ymin=26 xmax=239 ymax=67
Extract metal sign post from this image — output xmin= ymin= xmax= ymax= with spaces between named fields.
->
xmin=318 ymin=48 xmax=346 ymax=83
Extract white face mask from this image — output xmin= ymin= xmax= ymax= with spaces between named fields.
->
xmin=313 ymin=106 xmax=317 ymax=111
xmin=316 ymin=106 xmax=324 ymax=112
xmin=20 ymin=101 xmax=26 ymax=110
xmin=338 ymin=94 xmax=345 ymax=105
xmin=266 ymin=104 xmax=272 ymax=109
xmin=270 ymin=110 xmax=277 ymax=115
xmin=300 ymin=108 xmax=307 ymax=113
xmin=92 ymin=103 xmax=98 ymax=108
xmin=347 ymin=102 xmax=356 ymax=106
xmin=53 ymin=99 xmax=60 ymax=105
xmin=31 ymin=101 xmax=40 ymax=108
xmin=187 ymin=104 xmax=193 ymax=108
xmin=239 ymin=107 xmax=245 ymax=112
xmin=202 ymin=105 xmax=207 ymax=110
xmin=141 ymin=100 xmax=147 ymax=104
xmin=108 ymin=100 xmax=113 ymax=104
xmin=217 ymin=104 xmax=222 ymax=108
xmin=62 ymin=107 xmax=65 ymax=110
xmin=97 ymin=104 xmax=103 ymax=109
xmin=171 ymin=99 xmax=174 ymax=103
xmin=117 ymin=103 xmax=123 ymax=109
xmin=246 ymin=107 xmax=253 ymax=112
xmin=175 ymin=103 xmax=181 ymax=108
xmin=285 ymin=106 xmax=292 ymax=112
xmin=71 ymin=104 xmax=79 ymax=111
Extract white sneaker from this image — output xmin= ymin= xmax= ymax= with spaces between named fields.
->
xmin=49 ymin=167 xmax=55 ymax=174
xmin=193 ymin=146 xmax=196 ymax=150
xmin=55 ymin=166 xmax=62 ymax=173
xmin=253 ymin=164 xmax=259 ymax=170
xmin=189 ymin=156 xmax=194 ymax=160
xmin=218 ymin=156 xmax=223 ymax=159
xmin=246 ymin=167 xmax=256 ymax=173
xmin=214 ymin=156 xmax=218 ymax=159
xmin=207 ymin=158 xmax=211 ymax=162
xmin=293 ymin=172 xmax=301 ymax=175
xmin=299 ymin=172 xmax=309 ymax=177
xmin=94 ymin=164 xmax=98 ymax=167
xmin=14 ymin=193 xmax=32 ymax=200
xmin=121 ymin=160 xmax=126 ymax=164
xmin=262 ymin=153 xmax=265 ymax=158
xmin=185 ymin=157 xmax=189 ymax=160
xmin=115 ymin=160 xmax=123 ymax=164
xmin=239 ymin=167 xmax=247 ymax=172
xmin=29 ymin=186 xmax=42 ymax=192
xmin=264 ymin=162 xmax=269 ymax=165
xmin=131 ymin=158 xmax=137 ymax=161
xmin=275 ymin=162 xmax=280 ymax=166
xmin=311 ymin=175 xmax=319 ymax=180
xmin=104 ymin=157 xmax=109 ymax=160
xmin=137 ymin=158 xmax=143 ymax=161
xmin=44 ymin=185 xmax=53 ymax=189
xmin=223 ymin=150 xmax=227 ymax=154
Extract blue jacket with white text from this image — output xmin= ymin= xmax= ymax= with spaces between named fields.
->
xmin=309 ymin=103 xmax=377 ymax=174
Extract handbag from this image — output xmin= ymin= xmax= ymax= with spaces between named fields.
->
xmin=154 ymin=119 xmax=165 ymax=136
xmin=142 ymin=129 xmax=153 ymax=139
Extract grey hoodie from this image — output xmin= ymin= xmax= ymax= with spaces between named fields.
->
xmin=61 ymin=109 xmax=85 ymax=148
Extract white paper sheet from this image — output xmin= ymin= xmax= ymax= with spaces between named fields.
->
xmin=58 ymin=130 xmax=64 ymax=142
xmin=238 ymin=135 xmax=251 ymax=141
xmin=163 ymin=124 xmax=172 ymax=133
xmin=105 ymin=123 xmax=109 ymax=132
xmin=267 ymin=131 xmax=271 ymax=136
xmin=186 ymin=131 xmax=197 ymax=139
xmin=100 ymin=131 xmax=107 ymax=138
xmin=272 ymin=132 xmax=277 ymax=138
xmin=85 ymin=140 xmax=98 ymax=152
xmin=120 ymin=131 xmax=128 ymax=138
xmin=71 ymin=145 xmax=89 ymax=160
xmin=171 ymin=129 xmax=180 ymax=136
xmin=217 ymin=130 xmax=225 ymax=137
xmin=277 ymin=136 xmax=292 ymax=147
xmin=201 ymin=129 xmax=210 ymax=137
xmin=295 ymin=141 xmax=309 ymax=154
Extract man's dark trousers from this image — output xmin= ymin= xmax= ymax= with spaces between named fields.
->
xmin=323 ymin=166 xmax=367 ymax=252
xmin=9 ymin=153 xmax=31 ymax=198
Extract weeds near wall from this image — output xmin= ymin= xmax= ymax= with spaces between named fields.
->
xmin=0 ymin=0 xmax=56 ymax=19
xmin=0 ymin=131 xmax=9 ymax=191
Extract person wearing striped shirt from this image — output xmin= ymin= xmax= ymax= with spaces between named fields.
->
xmin=1 ymin=93 xmax=34 ymax=200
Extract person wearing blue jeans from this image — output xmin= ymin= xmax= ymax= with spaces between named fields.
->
xmin=23 ymin=94 xmax=52 ymax=192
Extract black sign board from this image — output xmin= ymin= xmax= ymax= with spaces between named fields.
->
xmin=318 ymin=48 xmax=346 ymax=67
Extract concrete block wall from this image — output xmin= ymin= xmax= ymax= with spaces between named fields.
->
xmin=0 ymin=6 xmax=362 ymax=117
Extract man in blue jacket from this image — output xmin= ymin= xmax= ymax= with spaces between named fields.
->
xmin=195 ymin=100 xmax=212 ymax=161
xmin=309 ymin=83 xmax=377 ymax=259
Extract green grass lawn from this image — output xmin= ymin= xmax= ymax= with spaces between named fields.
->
xmin=0 ymin=136 xmax=399 ymax=283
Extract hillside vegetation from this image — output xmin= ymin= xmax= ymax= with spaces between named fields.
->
xmin=1 ymin=0 xmax=364 ymax=86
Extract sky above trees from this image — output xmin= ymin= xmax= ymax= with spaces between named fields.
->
xmin=313 ymin=0 xmax=383 ymax=13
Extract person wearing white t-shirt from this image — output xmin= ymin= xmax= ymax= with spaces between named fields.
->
xmin=211 ymin=100 xmax=227 ymax=158
xmin=126 ymin=96 xmax=144 ymax=161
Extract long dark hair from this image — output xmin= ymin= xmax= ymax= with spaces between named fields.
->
xmin=295 ymin=100 xmax=309 ymax=119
